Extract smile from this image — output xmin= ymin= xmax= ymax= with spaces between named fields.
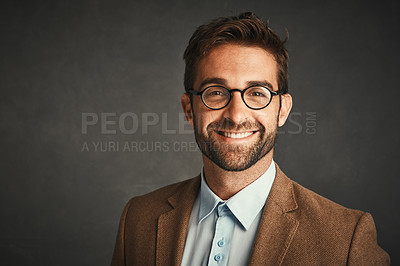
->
xmin=216 ymin=131 xmax=255 ymax=139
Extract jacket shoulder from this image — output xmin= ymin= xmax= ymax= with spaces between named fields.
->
xmin=283 ymin=178 xmax=389 ymax=264
xmin=125 ymin=176 xmax=200 ymax=216
xmin=111 ymin=176 xmax=200 ymax=265
xmin=285 ymin=178 xmax=364 ymax=260
xmin=291 ymin=179 xmax=364 ymax=221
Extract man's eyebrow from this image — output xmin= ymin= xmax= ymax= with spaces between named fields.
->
xmin=199 ymin=77 xmax=227 ymax=88
xmin=246 ymin=80 xmax=274 ymax=90
xmin=198 ymin=78 xmax=275 ymax=90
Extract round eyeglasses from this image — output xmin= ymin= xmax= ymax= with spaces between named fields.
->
xmin=188 ymin=85 xmax=283 ymax=110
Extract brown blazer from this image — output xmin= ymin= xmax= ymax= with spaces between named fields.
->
xmin=111 ymin=164 xmax=390 ymax=265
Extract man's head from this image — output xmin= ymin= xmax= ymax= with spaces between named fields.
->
xmin=183 ymin=12 xmax=289 ymax=94
xmin=181 ymin=12 xmax=292 ymax=172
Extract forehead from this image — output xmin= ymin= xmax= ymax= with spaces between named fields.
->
xmin=194 ymin=44 xmax=278 ymax=89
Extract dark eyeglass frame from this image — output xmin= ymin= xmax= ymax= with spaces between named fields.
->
xmin=188 ymin=85 xmax=284 ymax=110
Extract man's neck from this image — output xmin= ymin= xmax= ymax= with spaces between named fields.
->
xmin=202 ymin=151 xmax=274 ymax=200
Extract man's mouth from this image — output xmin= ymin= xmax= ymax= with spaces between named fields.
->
xmin=216 ymin=131 xmax=256 ymax=139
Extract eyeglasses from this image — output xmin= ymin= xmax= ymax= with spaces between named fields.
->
xmin=188 ymin=85 xmax=283 ymax=110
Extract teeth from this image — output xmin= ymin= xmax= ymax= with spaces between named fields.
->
xmin=222 ymin=132 xmax=253 ymax=139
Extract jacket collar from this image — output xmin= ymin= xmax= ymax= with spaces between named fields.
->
xmin=156 ymin=176 xmax=201 ymax=266
xmin=248 ymin=163 xmax=299 ymax=265
xmin=155 ymin=163 xmax=299 ymax=266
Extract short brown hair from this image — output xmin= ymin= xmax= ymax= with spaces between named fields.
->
xmin=183 ymin=12 xmax=289 ymax=94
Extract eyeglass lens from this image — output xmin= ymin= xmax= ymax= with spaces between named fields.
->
xmin=202 ymin=86 xmax=272 ymax=109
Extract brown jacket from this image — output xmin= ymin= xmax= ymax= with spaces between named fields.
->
xmin=111 ymin=164 xmax=390 ymax=265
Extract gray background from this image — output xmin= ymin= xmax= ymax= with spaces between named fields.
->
xmin=1 ymin=0 xmax=399 ymax=265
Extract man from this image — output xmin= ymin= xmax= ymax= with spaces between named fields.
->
xmin=111 ymin=12 xmax=390 ymax=265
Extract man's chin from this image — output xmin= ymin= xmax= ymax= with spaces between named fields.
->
xmin=202 ymin=146 xmax=261 ymax=171
xmin=195 ymin=127 xmax=276 ymax=171
xmin=204 ymin=153 xmax=253 ymax=172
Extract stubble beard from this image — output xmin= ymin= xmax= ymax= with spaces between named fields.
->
xmin=193 ymin=117 xmax=278 ymax=172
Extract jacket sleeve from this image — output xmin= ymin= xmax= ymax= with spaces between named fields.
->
xmin=347 ymin=212 xmax=390 ymax=265
xmin=111 ymin=199 xmax=134 ymax=266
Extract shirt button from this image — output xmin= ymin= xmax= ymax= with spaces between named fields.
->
xmin=217 ymin=240 xmax=225 ymax=247
xmin=214 ymin=254 xmax=223 ymax=262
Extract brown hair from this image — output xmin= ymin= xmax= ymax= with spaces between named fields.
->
xmin=183 ymin=12 xmax=289 ymax=94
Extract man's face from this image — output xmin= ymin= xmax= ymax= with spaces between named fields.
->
xmin=182 ymin=44 xmax=291 ymax=171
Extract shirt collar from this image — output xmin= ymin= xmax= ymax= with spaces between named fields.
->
xmin=199 ymin=160 xmax=276 ymax=230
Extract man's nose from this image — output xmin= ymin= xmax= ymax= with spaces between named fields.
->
xmin=222 ymin=91 xmax=250 ymax=124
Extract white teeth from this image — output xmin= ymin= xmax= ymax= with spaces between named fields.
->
xmin=222 ymin=132 xmax=253 ymax=139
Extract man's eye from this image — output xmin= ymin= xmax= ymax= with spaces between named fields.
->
xmin=251 ymin=91 xmax=266 ymax=97
xmin=207 ymin=90 xmax=226 ymax=96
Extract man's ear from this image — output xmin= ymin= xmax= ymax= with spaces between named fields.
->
xmin=181 ymin=93 xmax=194 ymax=126
xmin=278 ymin=93 xmax=293 ymax=127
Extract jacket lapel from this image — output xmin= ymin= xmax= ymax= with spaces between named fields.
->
xmin=248 ymin=164 xmax=299 ymax=266
xmin=156 ymin=176 xmax=201 ymax=266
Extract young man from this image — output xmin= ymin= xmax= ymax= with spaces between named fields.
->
xmin=111 ymin=12 xmax=390 ymax=265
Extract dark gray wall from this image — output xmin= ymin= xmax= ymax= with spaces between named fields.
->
xmin=1 ymin=0 xmax=399 ymax=265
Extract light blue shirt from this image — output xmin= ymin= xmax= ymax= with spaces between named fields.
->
xmin=181 ymin=160 xmax=276 ymax=266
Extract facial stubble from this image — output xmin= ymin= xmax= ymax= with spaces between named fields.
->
xmin=193 ymin=115 xmax=278 ymax=172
